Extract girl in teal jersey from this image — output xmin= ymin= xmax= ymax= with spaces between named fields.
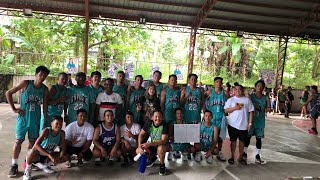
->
xmin=23 ymin=116 xmax=68 ymax=180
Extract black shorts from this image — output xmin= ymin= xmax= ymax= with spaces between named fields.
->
xmin=66 ymin=146 xmax=93 ymax=161
xmin=228 ymin=125 xmax=248 ymax=142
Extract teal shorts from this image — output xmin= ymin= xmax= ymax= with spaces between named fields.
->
xmin=211 ymin=116 xmax=223 ymax=130
xmin=16 ymin=117 xmax=40 ymax=141
xmin=248 ymin=128 xmax=264 ymax=138
xmin=200 ymin=143 xmax=212 ymax=152
xmin=171 ymin=143 xmax=188 ymax=152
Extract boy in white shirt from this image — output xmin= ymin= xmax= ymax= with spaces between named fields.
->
xmin=120 ymin=111 xmax=141 ymax=166
xmin=224 ymin=84 xmax=254 ymax=165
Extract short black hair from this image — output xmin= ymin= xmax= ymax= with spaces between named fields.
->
xmin=153 ymin=70 xmax=162 ymax=77
xmin=52 ymin=115 xmax=63 ymax=122
xmin=204 ymin=110 xmax=213 ymax=116
xmin=214 ymin=77 xmax=223 ymax=82
xmin=76 ymin=72 xmax=86 ymax=78
xmin=255 ymin=80 xmax=265 ymax=89
xmin=175 ymin=107 xmax=183 ymax=113
xmin=91 ymin=71 xmax=101 ymax=78
xmin=105 ymin=77 xmax=114 ymax=84
xmin=58 ymin=72 xmax=67 ymax=78
xmin=235 ymin=84 xmax=244 ymax=90
xmin=152 ymin=109 xmax=163 ymax=116
xmin=188 ymin=73 xmax=198 ymax=79
xmin=77 ymin=109 xmax=87 ymax=115
xmin=234 ymin=82 xmax=239 ymax=86
xmin=117 ymin=71 xmax=125 ymax=75
xmin=35 ymin=66 xmax=50 ymax=75
xmin=168 ymin=74 xmax=177 ymax=81
xmin=126 ymin=110 xmax=134 ymax=116
xmin=311 ymin=85 xmax=318 ymax=92
xmin=135 ymin=75 xmax=143 ymax=81
xmin=104 ymin=109 xmax=113 ymax=117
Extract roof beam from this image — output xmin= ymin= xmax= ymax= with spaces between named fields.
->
xmin=192 ymin=0 xmax=218 ymax=30
xmin=219 ymin=0 xmax=315 ymax=12
xmin=289 ymin=4 xmax=320 ymax=37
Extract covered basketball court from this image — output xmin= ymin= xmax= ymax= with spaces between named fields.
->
xmin=0 ymin=1 xmax=320 ymax=179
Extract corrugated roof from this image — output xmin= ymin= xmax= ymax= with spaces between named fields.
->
xmin=0 ymin=0 xmax=319 ymax=39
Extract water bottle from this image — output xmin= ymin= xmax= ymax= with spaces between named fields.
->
xmin=134 ymin=153 xmax=142 ymax=162
xmin=138 ymin=153 xmax=147 ymax=173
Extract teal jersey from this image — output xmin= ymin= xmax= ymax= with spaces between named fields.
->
xmin=41 ymin=84 xmax=67 ymax=128
xmin=164 ymin=86 xmax=180 ymax=123
xmin=18 ymin=80 xmax=46 ymax=127
xmin=148 ymin=80 xmax=164 ymax=99
xmin=200 ymin=121 xmax=214 ymax=150
xmin=113 ymin=83 xmax=128 ymax=119
xmin=40 ymin=127 xmax=61 ymax=152
xmin=183 ymin=87 xmax=202 ymax=124
xmin=88 ymin=84 xmax=104 ymax=101
xmin=206 ymin=88 xmax=226 ymax=120
xmin=66 ymin=86 xmax=94 ymax=125
xmin=129 ymin=87 xmax=145 ymax=124
xmin=251 ymin=94 xmax=267 ymax=129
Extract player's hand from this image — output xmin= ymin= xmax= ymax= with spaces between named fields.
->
xmin=234 ymin=103 xmax=242 ymax=110
xmin=125 ymin=129 xmax=133 ymax=138
xmin=141 ymin=143 xmax=150 ymax=149
xmin=136 ymin=103 xmax=142 ymax=112
xmin=247 ymin=123 xmax=252 ymax=130
xmin=71 ymin=138 xmax=81 ymax=145
xmin=110 ymin=148 xmax=117 ymax=157
xmin=48 ymin=154 xmax=57 ymax=165
xmin=101 ymin=148 xmax=107 ymax=157
xmin=14 ymin=108 xmax=25 ymax=116
xmin=77 ymin=151 xmax=84 ymax=160
xmin=136 ymin=146 xmax=144 ymax=154
xmin=205 ymin=151 xmax=212 ymax=158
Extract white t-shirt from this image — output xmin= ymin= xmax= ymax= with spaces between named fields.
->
xmin=224 ymin=96 xmax=254 ymax=130
xmin=65 ymin=121 xmax=94 ymax=147
xmin=120 ymin=123 xmax=141 ymax=148
xmin=96 ymin=92 xmax=123 ymax=121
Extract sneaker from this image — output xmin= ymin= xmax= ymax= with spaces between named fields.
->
xmin=146 ymin=155 xmax=157 ymax=168
xmin=159 ymin=164 xmax=166 ymax=176
xmin=228 ymin=158 xmax=234 ymax=164
xmin=77 ymin=160 xmax=84 ymax=167
xmin=239 ymin=158 xmax=247 ymax=165
xmin=167 ymin=152 xmax=173 ymax=161
xmin=242 ymin=152 xmax=247 ymax=161
xmin=34 ymin=162 xmax=45 ymax=170
xmin=182 ymin=153 xmax=188 ymax=161
xmin=206 ymin=156 xmax=213 ymax=164
xmin=43 ymin=165 xmax=55 ymax=174
xmin=194 ymin=152 xmax=202 ymax=162
xmin=8 ymin=164 xmax=18 ymax=177
xmin=187 ymin=153 xmax=192 ymax=160
xmin=217 ymin=151 xmax=226 ymax=161
xmin=22 ymin=168 xmax=32 ymax=180
xmin=255 ymin=154 xmax=267 ymax=165
xmin=173 ymin=151 xmax=181 ymax=159
xmin=121 ymin=156 xmax=129 ymax=167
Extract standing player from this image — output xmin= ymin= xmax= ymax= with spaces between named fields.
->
xmin=87 ymin=71 xmax=104 ymax=124
xmin=244 ymin=80 xmax=270 ymax=164
xmin=180 ymin=74 xmax=204 ymax=124
xmin=149 ymin=70 xmax=165 ymax=99
xmin=205 ymin=77 xmax=229 ymax=161
xmin=127 ymin=75 xmax=145 ymax=125
xmin=40 ymin=72 xmax=68 ymax=130
xmin=65 ymin=72 xmax=95 ymax=125
xmin=161 ymin=74 xmax=181 ymax=125
xmin=302 ymin=85 xmax=320 ymax=135
xmin=113 ymin=71 xmax=128 ymax=123
xmin=6 ymin=66 xmax=50 ymax=177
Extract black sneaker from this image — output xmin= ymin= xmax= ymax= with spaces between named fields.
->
xmin=8 ymin=164 xmax=18 ymax=177
xmin=187 ymin=153 xmax=192 ymax=160
xmin=242 ymin=152 xmax=247 ymax=161
xmin=146 ymin=155 xmax=157 ymax=168
xmin=121 ymin=155 xmax=129 ymax=167
xmin=239 ymin=158 xmax=247 ymax=165
xmin=255 ymin=154 xmax=267 ymax=165
xmin=159 ymin=164 xmax=166 ymax=176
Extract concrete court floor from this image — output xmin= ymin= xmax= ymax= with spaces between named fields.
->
xmin=0 ymin=104 xmax=320 ymax=180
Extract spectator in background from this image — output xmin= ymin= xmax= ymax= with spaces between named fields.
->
xmin=285 ymin=86 xmax=294 ymax=118
xmin=277 ymin=85 xmax=286 ymax=114
xmin=269 ymin=88 xmax=277 ymax=115
xmin=84 ymin=76 xmax=91 ymax=86
xmin=300 ymin=86 xmax=310 ymax=118
xmin=66 ymin=73 xmax=74 ymax=88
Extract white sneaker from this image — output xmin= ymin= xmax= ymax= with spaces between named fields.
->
xmin=182 ymin=153 xmax=188 ymax=161
xmin=217 ymin=151 xmax=226 ymax=161
xmin=23 ymin=168 xmax=32 ymax=180
xmin=34 ymin=162 xmax=46 ymax=170
xmin=206 ymin=156 xmax=213 ymax=164
xmin=43 ymin=165 xmax=55 ymax=174
xmin=195 ymin=152 xmax=202 ymax=162
xmin=167 ymin=152 xmax=173 ymax=161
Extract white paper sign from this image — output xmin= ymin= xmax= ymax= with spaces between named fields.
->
xmin=174 ymin=124 xmax=200 ymax=143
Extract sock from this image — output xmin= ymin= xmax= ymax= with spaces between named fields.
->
xmin=12 ymin=159 xmax=18 ymax=165
xmin=256 ymin=148 xmax=261 ymax=156
xmin=244 ymin=147 xmax=248 ymax=154
xmin=26 ymin=164 xmax=32 ymax=169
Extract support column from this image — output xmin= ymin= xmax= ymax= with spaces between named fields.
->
xmin=84 ymin=0 xmax=89 ymax=73
xmin=188 ymin=28 xmax=197 ymax=75
xmin=275 ymin=36 xmax=288 ymax=89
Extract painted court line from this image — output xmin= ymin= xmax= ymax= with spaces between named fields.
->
xmin=291 ymin=120 xmax=320 ymax=138
xmin=224 ymin=168 xmax=240 ymax=180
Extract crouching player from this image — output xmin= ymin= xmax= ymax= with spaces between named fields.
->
xmin=194 ymin=110 xmax=219 ymax=164
xmin=168 ymin=108 xmax=196 ymax=161
xmin=93 ymin=110 xmax=121 ymax=165
xmin=136 ymin=110 xmax=168 ymax=176
xmin=23 ymin=116 xmax=68 ymax=180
